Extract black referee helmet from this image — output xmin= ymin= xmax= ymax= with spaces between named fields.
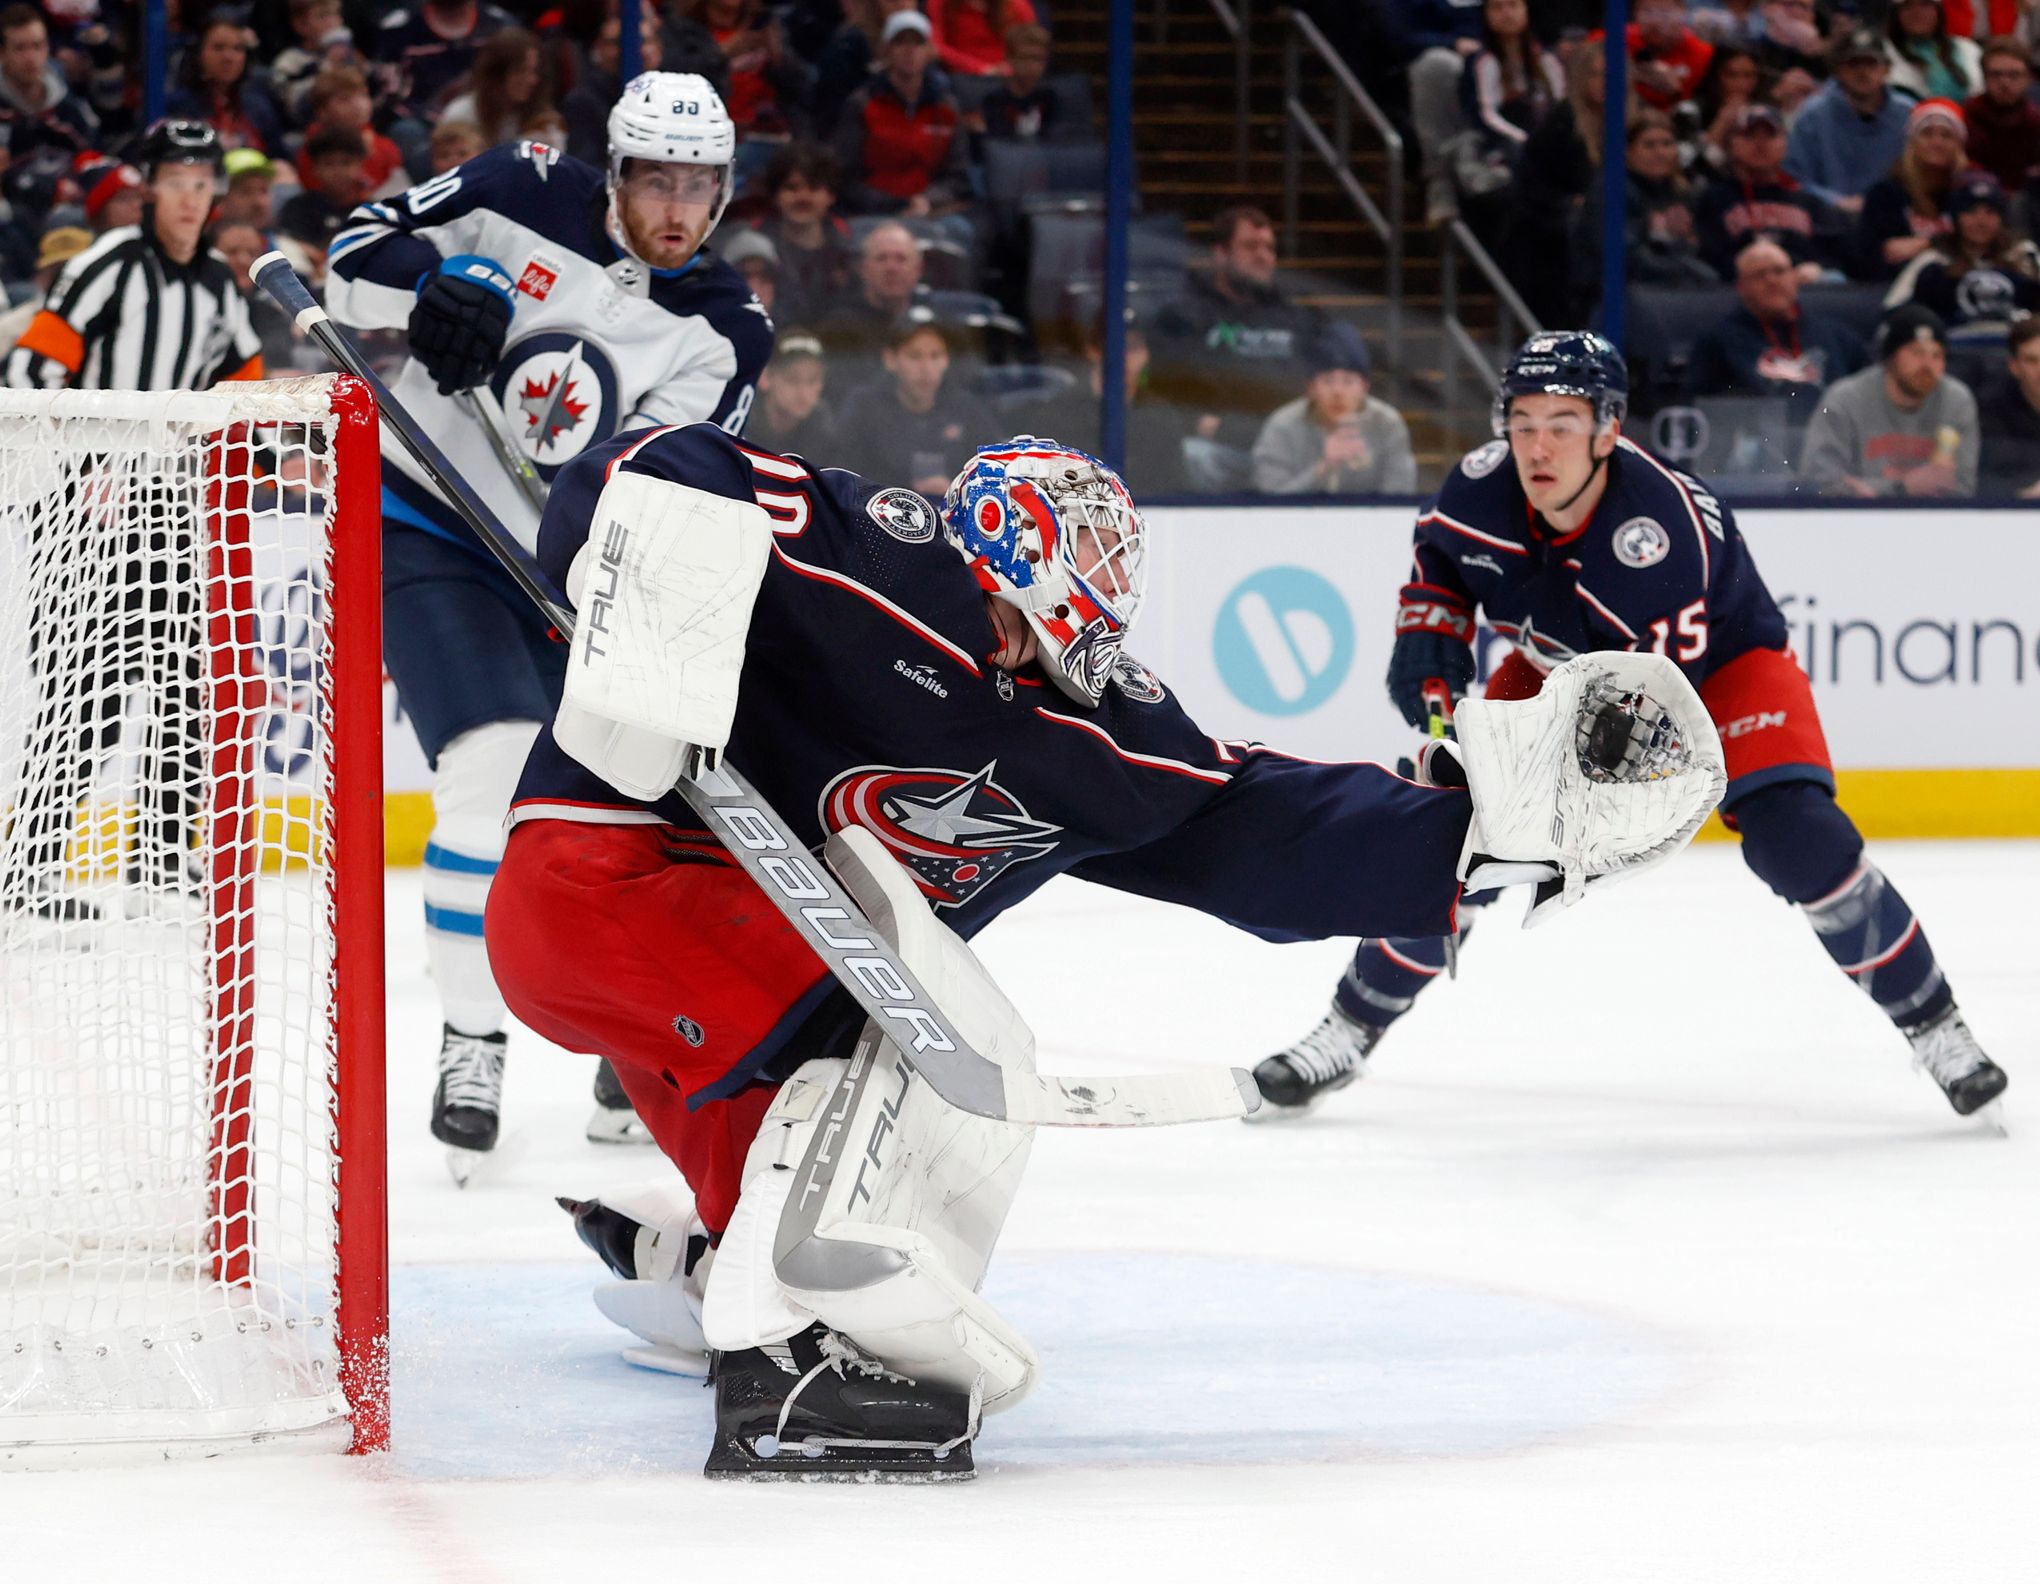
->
xmin=134 ymin=119 xmax=225 ymax=182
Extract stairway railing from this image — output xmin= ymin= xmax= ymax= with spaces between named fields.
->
xmin=1279 ymin=11 xmax=1403 ymax=371
xmin=1152 ymin=0 xmax=1253 ymax=182
xmin=1439 ymin=218 xmax=1542 ymax=435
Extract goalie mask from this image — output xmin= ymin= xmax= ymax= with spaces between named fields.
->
xmin=942 ymin=438 xmax=1148 ymax=707
xmin=605 ymin=72 xmax=736 ymax=268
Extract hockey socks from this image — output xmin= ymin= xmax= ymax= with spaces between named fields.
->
xmin=1801 ymin=861 xmax=1954 ymax=1033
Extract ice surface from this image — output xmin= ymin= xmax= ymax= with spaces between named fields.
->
xmin=4 ymin=841 xmax=2035 ymax=1582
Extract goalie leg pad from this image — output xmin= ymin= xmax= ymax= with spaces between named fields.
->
xmin=1452 ymin=652 xmax=1726 ymax=924
xmin=699 ymin=826 xmax=1042 ymax=1415
xmin=554 ymin=469 xmax=773 ymax=799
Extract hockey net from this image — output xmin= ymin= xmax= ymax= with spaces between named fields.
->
xmin=0 ymin=376 xmax=386 ymax=1463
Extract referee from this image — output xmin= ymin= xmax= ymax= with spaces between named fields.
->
xmin=4 ymin=120 xmax=263 ymax=923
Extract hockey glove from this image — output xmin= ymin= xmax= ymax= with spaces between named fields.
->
xmin=1385 ymin=601 xmax=1476 ymax=729
xmin=409 ymin=255 xmax=515 ymax=395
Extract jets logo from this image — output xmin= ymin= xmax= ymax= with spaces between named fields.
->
xmin=821 ymin=763 xmax=1061 ymax=909
xmin=866 ymin=486 xmax=938 ymax=544
xmin=490 ymin=333 xmax=620 ymax=474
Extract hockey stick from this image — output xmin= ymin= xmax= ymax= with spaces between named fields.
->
xmin=254 ymin=253 xmax=1258 ymax=1128
xmin=457 ymin=386 xmax=549 ymax=513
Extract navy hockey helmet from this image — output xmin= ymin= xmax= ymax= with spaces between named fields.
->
xmin=134 ymin=119 xmax=225 ymax=182
xmin=1492 ymin=330 xmax=1629 ymax=437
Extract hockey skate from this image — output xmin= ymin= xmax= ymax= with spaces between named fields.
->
xmin=558 ymin=1192 xmax=712 ymax=1375
xmin=705 ymin=1322 xmax=979 ymax=1483
xmin=586 ymin=1057 xmax=651 ymax=1144
xmin=1246 ymin=1007 xmax=1383 ymax=1120
xmin=432 ymin=1025 xmax=506 ymax=1184
xmin=1905 ymin=1008 xmax=2009 ymax=1120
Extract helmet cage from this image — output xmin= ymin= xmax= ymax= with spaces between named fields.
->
xmin=943 ymin=439 xmax=1148 ymax=707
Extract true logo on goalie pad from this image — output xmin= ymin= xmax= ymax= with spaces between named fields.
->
xmin=821 ymin=764 xmax=1061 ymax=909
xmin=867 ymin=486 xmax=938 ymax=544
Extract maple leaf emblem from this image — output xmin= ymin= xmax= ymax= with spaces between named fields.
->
xmin=518 ymin=371 xmax=589 ymax=450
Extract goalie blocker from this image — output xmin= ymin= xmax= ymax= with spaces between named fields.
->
xmin=484 ymin=427 xmax=1724 ymax=1480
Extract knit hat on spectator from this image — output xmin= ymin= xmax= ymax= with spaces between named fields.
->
xmin=1907 ymin=98 xmax=1965 ymax=139
xmin=1947 ymin=170 xmax=2007 ymax=216
xmin=721 ymin=228 xmax=780 ymax=274
xmin=1307 ymin=322 xmax=1371 ymax=378
xmin=36 ymin=226 xmax=92 ymax=272
xmin=881 ymin=10 xmax=933 ymax=42
xmin=1874 ymin=303 xmax=1949 ymax=361
xmin=281 ymin=204 xmax=346 ymax=249
xmin=81 ymin=162 xmax=142 ymax=224
xmin=1831 ymin=27 xmax=1884 ymax=66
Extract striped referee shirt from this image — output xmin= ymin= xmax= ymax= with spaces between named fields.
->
xmin=3 ymin=213 xmax=263 ymax=392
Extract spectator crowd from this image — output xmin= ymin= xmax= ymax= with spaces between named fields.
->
xmin=1377 ymin=0 xmax=2040 ymax=497
xmin=0 ymin=0 xmax=1415 ymax=503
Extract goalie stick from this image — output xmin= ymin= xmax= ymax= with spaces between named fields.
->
xmin=254 ymin=252 xmax=1257 ymax=1128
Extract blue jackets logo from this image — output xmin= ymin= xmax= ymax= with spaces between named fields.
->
xmin=1213 ymin=567 xmax=1354 ymax=716
xmin=821 ymin=764 xmax=1061 ymax=909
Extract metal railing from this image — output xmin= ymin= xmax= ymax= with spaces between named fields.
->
xmin=1280 ymin=11 xmax=1403 ymax=371
xmin=1153 ymin=0 xmax=1254 ymax=182
xmin=1440 ymin=219 xmax=1542 ymax=435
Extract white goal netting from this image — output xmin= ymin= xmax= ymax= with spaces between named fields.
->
xmin=0 ymin=379 xmax=383 ymax=1462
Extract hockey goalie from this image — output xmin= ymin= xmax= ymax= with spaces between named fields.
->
xmin=487 ymin=425 xmax=1728 ymax=1481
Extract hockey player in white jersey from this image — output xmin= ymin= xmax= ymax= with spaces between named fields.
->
xmin=324 ymin=73 xmax=774 ymax=1174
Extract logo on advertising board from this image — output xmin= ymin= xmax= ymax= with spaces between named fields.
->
xmin=1213 ymin=567 xmax=1354 ymax=717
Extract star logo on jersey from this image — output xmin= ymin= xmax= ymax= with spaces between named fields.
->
xmin=821 ymin=763 xmax=1061 ymax=909
xmin=518 ymin=370 xmax=590 ymax=451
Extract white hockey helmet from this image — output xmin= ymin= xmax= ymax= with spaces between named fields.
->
xmin=606 ymin=72 xmax=737 ymax=259
xmin=942 ymin=437 xmax=1149 ymax=708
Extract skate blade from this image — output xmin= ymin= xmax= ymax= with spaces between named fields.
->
xmin=1240 ymin=1098 xmax=1319 ymax=1124
xmin=442 ymin=1131 xmax=528 ymax=1187
xmin=620 ymin=1342 xmax=709 ymax=1378
xmin=704 ymin=1434 xmax=975 ymax=1483
xmin=1970 ymin=1098 xmax=2009 ymax=1137
xmin=586 ymin=1107 xmax=654 ymax=1146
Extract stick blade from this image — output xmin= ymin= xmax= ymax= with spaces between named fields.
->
xmin=1001 ymin=1065 xmax=1261 ymax=1128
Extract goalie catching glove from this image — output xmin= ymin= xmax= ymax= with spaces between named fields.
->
xmin=1449 ymin=650 xmax=1726 ymax=925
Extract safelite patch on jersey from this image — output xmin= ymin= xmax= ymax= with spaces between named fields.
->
xmin=1612 ymin=516 xmax=1671 ymax=569
xmin=1111 ymin=655 xmax=1166 ymax=703
xmin=867 ymin=487 xmax=938 ymax=543
xmin=517 ymin=258 xmax=559 ymax=300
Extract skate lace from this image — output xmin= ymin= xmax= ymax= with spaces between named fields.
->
xmin=441 ymin=1033 xmax=505 ymax=1109
xmin=773 ymin=1332 xmax=981 ymax=1457
xmin=1282 ymin=1014 xmax=1367 ymax=1085
xmin=1908 ymin=1012 xmax=1986 ymax=1085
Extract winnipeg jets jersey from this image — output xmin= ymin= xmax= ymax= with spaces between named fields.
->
xmin=1407 ymin=436 xmax=1789 ymax=685
xmin=509 ymin=423 xmax=1471 ymax=947
xmin=324 ymin=140 xmax=774 ymax=555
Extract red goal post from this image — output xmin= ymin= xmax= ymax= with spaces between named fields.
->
xmin=0 ymin=374 xmax=386 ymax=1464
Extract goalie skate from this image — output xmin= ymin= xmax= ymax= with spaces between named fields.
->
xmin=705 ymin=1323 xmax=979 ymax=1483
xmin=1246 ymin=1008 xmax=1382 ymax=1120
xmin=1905 ymin=1008 xmax=2009 ymax=1121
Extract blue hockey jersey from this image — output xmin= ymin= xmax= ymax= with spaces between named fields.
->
xmin=509 ymin=424 xmax=1471 ymax=946
xmin=325 ymin=141 xmax=774 ymax=556
xmin=1406 ymin=436 xmax=1790 ymax=685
